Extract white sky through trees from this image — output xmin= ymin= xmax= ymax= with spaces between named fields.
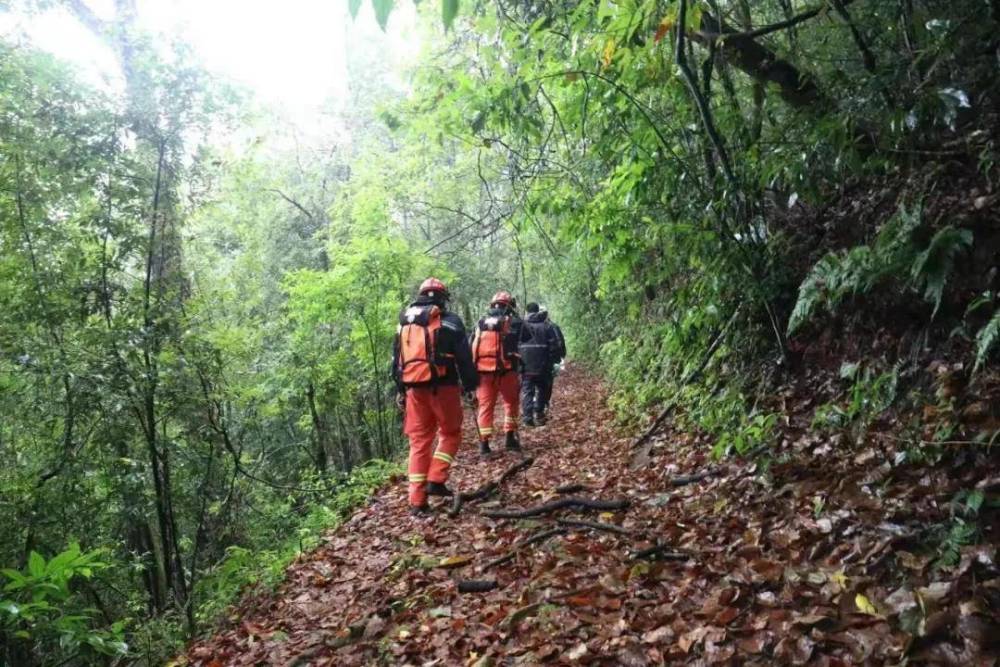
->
xmin=0 ymin=0 xmax=421 ymax=123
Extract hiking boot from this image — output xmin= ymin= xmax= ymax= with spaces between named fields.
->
xmin=535 ymin=412 xmax=547 ymax=426
xmin=479 ymin=439 xmax=492 ymax=456
xmin=409 ymin=504 xmax=432 ymax=517
xmin=505 ymin=431 xmax=521 ymax=451
xmin=427 ymin=481 xmax=453 ymax=497
xmin=523 ymin=415 xmax=536 ymax=427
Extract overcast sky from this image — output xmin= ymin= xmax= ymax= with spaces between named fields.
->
xmin=0 ymin=0 xmax=421 ymax=120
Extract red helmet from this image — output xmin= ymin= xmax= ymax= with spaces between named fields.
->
xmin=491 ymin=291 xmax=515 ymax=308
xmin=419 ymin=277 xmax=449 ymax=300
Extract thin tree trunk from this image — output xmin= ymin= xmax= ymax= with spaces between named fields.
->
xmin=306 ymin=383 xmax=330 ymax=473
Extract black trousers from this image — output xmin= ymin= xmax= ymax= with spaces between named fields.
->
xmin=521 ymin=371 xmax=553 ymax=418
xmin=540 ymin=369 xmax=555 ymax=410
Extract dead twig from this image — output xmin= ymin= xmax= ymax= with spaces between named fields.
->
xmin=630 ymin=544 xmax=692 ymax=562
xmin=554 ymin=483 xmax=589 ymax=494
xmin=482 ymin=497 xmax=629 ymax=520
xmin=670 ymin=470 xmax=717 ymax=486
xmin=483 ymin=528 xmax=566 ymax=570
xmin=449 ymin=457 xmax=535 ymax=517
xmin=557 ymin=518 xmax=632 ymax=536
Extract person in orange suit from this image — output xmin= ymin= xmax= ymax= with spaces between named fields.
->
xmin=391 ymin=278 xmax=478 ymax=516
xmin=471 ymin=291 xmax=523 ymax=455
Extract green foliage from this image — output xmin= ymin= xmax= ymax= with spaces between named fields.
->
xmin=932 ymin=519 xmax=978 ymax=570
xmin=912 ymin=227 xmax=974 ymax=317
xmin=789 ymin=206 xmax=972 ymax=333
xmin=713 ymin=412 xmax=778 ymax=459
xmin=974 ymin=308 xmax=1000 ymax=371
xmin=442 ymin=0 xmax=459 ymax=31
xmin=932 ymin=488 xmax=986 ymax=569
xmin=349 ymin=0 xmax=459 ymax=31
xmin=812 ymin=362 xmax=898 ymax=439
xmin=193 ymin=460 xmax=399 ymax=626
xmin=1 ymin=544 xmax=127 ymax=662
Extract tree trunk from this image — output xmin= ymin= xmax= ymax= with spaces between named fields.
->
xmin=694 ymin=12 xmax=827 ymax=110
xmin=306 ymin=383 xmax=330 ymax=473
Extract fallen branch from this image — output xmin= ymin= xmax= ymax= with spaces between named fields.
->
xmin=557 ymin=518 xmax=633 ymax=536
xmin=630 ymin=544 xmax=692 ymax=562
xmin=482 ymin=497 xmax=629 ymax=520
xmin=670 ymin=470 xmax=717 ymax=486
xmin=554 ymin=483 xmax=589 ymax=495
xmin=457 ymin=579 xmax=498 ymax=593
xmin=449 ymin=456 xmax=535 ymax=517
xmin=484 ymin=528 xmax=566 ymax=570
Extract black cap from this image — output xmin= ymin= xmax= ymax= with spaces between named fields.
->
xmin=526 ymin=302 xmax=539 ymax=313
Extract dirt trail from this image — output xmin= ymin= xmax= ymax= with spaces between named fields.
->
xmin=186 ymin=366 xmax=998 ymax=666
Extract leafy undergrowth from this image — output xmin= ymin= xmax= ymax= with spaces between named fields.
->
xmin=182 ymin=366 xmax=1000 ymax=666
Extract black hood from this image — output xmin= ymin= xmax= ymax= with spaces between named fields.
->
xmin=526 ymin=311 xmax=549 ymax=323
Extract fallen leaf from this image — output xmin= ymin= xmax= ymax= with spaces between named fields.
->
xmin=855 ymin=593 xmax=878 ymax=616
xmin=917 ymin=581 xmax=952 ymax=605
xmin=774 ymin=633 xmax=815 ymax=665
xmin=792 ymin=612 xmax=832 ymax=627
xmin=565 ymin=642 xmax=588 ymax=660
xmin=713 ymin=607 xmax=739 ymax=625
xmin=737 ymin=635 xmax=767 ymax=653
xmin=642 ymin=625 xmax=674 ymax=644
xmin=883 ymin=587 xmax=917 ymax=617
xmin=363 ymin=615 xmax=386 ymax=638
xmin=678 ymin=626 xmax=709 ymax=653
xmin=437 ymin=555 xmax=473 ymax=569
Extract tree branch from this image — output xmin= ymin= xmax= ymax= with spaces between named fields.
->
xmin=676 ymin=0 xmax=736 ymax=185
xmin=265 ymin=188 xmax=315 ymax=221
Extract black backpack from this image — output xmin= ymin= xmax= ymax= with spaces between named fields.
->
xmin=519 ymin=319 xmax=553 ymax=376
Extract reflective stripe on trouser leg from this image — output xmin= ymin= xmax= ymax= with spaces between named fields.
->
xmin=428 ymin=385 xmax=463 ymax=484
xmin=476 ymin=374 xmax=500 ymax=438
xmin=404 ymin=387 xmax=438 ymax=507
xmin=500 ymin=371 xmax=520 ymax=432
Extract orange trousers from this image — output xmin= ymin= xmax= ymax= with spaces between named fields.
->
xmin=404 ymin=385 xmax=463 ymax=507
xmin=476 ymin=371 xmax=520 ymax=438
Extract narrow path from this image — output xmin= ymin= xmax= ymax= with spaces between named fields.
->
xmin=186 ymin=366 xmax=994 ymax=666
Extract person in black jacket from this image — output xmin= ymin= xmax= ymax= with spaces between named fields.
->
xmin=518 ymin=302 xmax=560 ymax=426
xmin=391 ymin=278 xmax=478 ymax=515
xmin=539 ymin=306 xmax=567 ymax=414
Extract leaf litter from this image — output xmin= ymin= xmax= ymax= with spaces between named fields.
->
xmin=184 ymin=365 xmax=1000 ymax=665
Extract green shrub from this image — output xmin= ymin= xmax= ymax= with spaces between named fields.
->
xmin=789 ymin=205 xmax=972 ymax=333
xmin=190 ymin=459 xmax=400 ymax=628
xmin=975 ymin=308 xmax=1000 ymax=371
xmin=812 ymin=362 xmax=898 ymax=441
xmin=1 ymin=544 xmax=127 ymax=665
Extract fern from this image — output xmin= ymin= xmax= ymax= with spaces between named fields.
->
xmin=788 ymin=205 xmax=973 ymax=333
xmin=911 ymin=226 xmax=973 ymax=317
xmin=787 ymin=253 xmax=843 ymax=333
xmin=975 ymin=309 xmax=1000 ymax=371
